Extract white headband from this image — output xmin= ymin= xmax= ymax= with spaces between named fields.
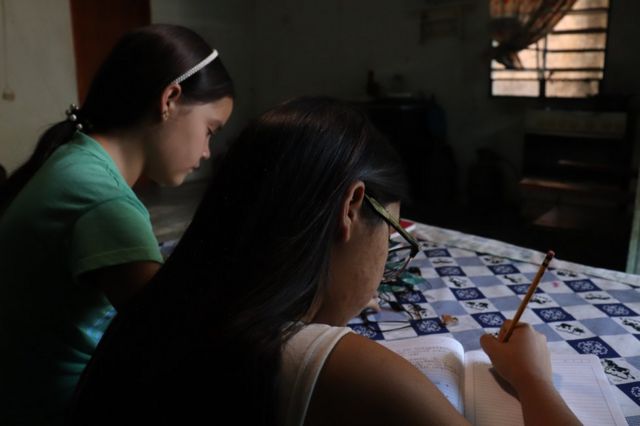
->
xmin=171 ymin=49 xmax=219 ymax=85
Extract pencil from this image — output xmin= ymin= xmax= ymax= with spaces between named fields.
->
xmin=500 ymin=250 xmax=555 ymax=343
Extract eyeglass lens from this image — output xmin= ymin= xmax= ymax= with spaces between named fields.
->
xmin=383 ymin=245 xmax=414 ymax=281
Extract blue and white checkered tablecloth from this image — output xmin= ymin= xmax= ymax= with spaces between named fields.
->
xmin=348 ymin=223 xmax=640 ymax=425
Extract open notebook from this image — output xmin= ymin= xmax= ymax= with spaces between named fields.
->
xmin=379 ymin=335 xmax=626 ymax=425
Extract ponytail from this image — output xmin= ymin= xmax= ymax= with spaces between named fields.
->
xmin=0 ymin=121 xmax=76 ymax=213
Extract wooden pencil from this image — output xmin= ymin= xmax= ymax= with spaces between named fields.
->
xmin=500 ymin=250 xmax=555 ymax=343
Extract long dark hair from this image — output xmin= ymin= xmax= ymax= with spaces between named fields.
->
xmin=0 ymin=24 xmax=234 ymax=212
xmin=71 ymin=97 xmax=407 ymax=425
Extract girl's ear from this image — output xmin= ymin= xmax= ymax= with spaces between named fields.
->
xmin=159 ymin=83 xmax=182 ymax=120
xmin=336 ymin=181 xmax=366 ymax=243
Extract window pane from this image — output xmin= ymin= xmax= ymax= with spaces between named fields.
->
xmin=546 ymin=70 xmax=603 ymax=80
xmin=573 ymin=0 xmax=609 ymax=10
xmin=493 ymin=80 xmax=539 ymax=97
xmin=546 ymin=80 xmax=599 ymax=98
xmin=490 ymin=0 xmax=608 ymax=98
xmin=555 ymin=12 xmax=608 ymax=31
xmin=491 ymin=59 xmax=507 ymax=70
xmin=517 ymin=48 xmax=541 ymax=68
xmin=492 ymin=70 xmax=540 ymax=80
xmin=546 ymin=51 xmax=605 ymax=69
xmin=547 ymin=33 xmax=606 ymax=49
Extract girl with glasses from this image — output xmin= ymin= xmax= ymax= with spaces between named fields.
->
xmin=72 ymin=97 xmax=578 ymax=426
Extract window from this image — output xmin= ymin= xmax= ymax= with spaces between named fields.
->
xmin=490 ymin=0 xmax=610 ymax=98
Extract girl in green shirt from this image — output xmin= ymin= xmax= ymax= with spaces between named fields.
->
xmin=0 ymin=24 xmax=234 ymax=424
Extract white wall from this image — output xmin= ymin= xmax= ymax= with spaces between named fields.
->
xmin=253 ymin=0 xmax=485 ymax=108
xmin=250 ymin=0 xmax=511 ymax=198
xmin=2 ymin=0 xmax=637 ymax=192
xmin=250 ymin=0 xmax=501 ymax=198
xmin=251 ymin=0 xmax=639 ymax=202
xmin=0 ymin=0 xmax=77 ymax=174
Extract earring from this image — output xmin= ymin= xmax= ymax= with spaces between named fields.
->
xmin=162 ymin=110 xmax=169 ymax=121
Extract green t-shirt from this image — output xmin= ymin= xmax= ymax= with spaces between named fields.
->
xmin=0 ymin=132 xmax=163 ymax=424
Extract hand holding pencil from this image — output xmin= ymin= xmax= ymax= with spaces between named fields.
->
xmin=481 ymin=250 xmax=582 ymax=425
xmin=500 ymin=250 xmax=555 ymax=343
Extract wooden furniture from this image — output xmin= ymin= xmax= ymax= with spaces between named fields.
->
xmin=517 ymin=108 xmax=633 ymax=271
xmin=519 ymin=109 xmax=631 ymax=230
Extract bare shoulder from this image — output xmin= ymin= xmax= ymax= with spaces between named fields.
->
xmin=305 ymin=333 xmax=469 ymax=426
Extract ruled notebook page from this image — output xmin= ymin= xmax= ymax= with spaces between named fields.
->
xmin=380 ymin=335 xmax=465 ymax=413
xmin=464 ymin=351 xmax=627 ymax=426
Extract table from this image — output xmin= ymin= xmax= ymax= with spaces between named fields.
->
xmin=348 ymin=222 xmax=640 ymax=425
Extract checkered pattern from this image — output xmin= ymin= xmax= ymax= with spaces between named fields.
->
xmin=348 ymin=237 xmax=640 ymax=423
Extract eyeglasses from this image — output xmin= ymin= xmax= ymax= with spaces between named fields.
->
xmin=364 ymin=194 xmax=420 ymax=283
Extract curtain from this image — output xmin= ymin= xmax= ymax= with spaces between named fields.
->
xmin=490 ymin=0 xmax=577 ymax=69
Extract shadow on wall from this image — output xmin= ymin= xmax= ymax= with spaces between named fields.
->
xmin=467 ymin=147 xmax=522 ymax=215
xmin=357 ymin=95 xmax=459 ymax=223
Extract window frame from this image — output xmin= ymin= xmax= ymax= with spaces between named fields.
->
xmin=489 ymin=1 xmax=613 ymax=100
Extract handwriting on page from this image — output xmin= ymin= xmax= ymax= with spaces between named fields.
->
xmin=380 ymin=338 xmax=464 ymax=413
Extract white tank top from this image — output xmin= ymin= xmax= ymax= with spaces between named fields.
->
xmin=278 ymin=323 xmax=352 ymax=426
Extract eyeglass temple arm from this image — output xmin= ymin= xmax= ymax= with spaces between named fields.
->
xmin=364 ymin=194 xmax=420 ymax=254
